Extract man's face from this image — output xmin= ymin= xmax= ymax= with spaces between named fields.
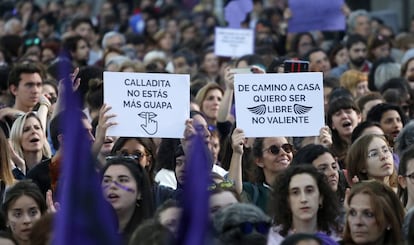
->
xmin=348 ymin=42 xmax=367 ymax=67
xmin=10 ymin=73 xmax=42 ymax=112
xmin=309 ymin=51 xmax=331 ymax=74
xmin=173 ymin=56 xmax=191 ymax=74
xmin=74 ymin=23 xmax=93 ymax=41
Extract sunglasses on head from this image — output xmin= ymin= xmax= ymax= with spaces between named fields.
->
xmin=106 ymin=151 xmax=147 ymax=161
xmin=263 ymin=143 xmax=293 ymax=155
xmin=208 ymin=180 xmax=234 ymax=191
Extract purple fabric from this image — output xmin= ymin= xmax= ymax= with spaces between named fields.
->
xmin=224 ymin=0 xmax=253 ymax=28
xmin=315 ymin=232 xmax=339 ymax=245
xmin=288 ymin=0 xmax=345 ymax=33
xmin=176 ymin=130 xmax=211 ymax=244
xmin=52 ymin=54 xmax=120 ymax=244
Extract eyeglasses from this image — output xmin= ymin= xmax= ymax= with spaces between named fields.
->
xmin=405 ymin=173 xmax=414 ymax=183
xmin=262 ymin=143 xmax=293 ymax=155
xmin=367 ymin=146 xmax=392 ymax=159
xmin=208 ymin=180 xmax=234 ymax=191
xmin=223 ymin=222 xmax=271 ymax=235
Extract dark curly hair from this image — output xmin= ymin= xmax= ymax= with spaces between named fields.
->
xmin=270 ymin=165 xmax=339 ymax=236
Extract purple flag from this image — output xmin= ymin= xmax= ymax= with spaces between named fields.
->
xmin=52 ymin=55 xmax=121 ymax=244
xmin=224 ymin=0 xmax=253 ymax=28
xmin=176 ymin=130 xmax=211 ymax=244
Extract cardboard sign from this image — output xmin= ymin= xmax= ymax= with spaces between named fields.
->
xmin=234 ymin=72 xmax=324 ymax=137
xmin=103 ymin=72 xmax=189 ymax=138
xmin=288 ymin=0 xmax=345 ymax=33
xmin=214 ymin=27 xmax=254 ymax=58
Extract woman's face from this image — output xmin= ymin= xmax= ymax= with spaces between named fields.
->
xmin=347 ymin=193 xmax=383 ymax=244
xmin=330 ymin=108 xmax=361 ymax=139
xmin=7 ymin=195 xmax=41 ymax=243
xmin=210 ymin=135 xmax=220 ymax=163
xmin=288 ymin=173 xmax=321 ymax=224
xmin=159 ymin=33 xmax=173 ymax=52
xmin=258 ymin=137 xmax=293 ymax=175
xmin=21 ymin=116 xmax=45 ymax=153
xmin=366 ymin=137 xmax=394 ymax=180
xmin=209 ymin=191 xmax=238 ymax=218
xmin=159 ymin=206 xmax=182 ymax=235
xmin=312 ymin=152 xmax=339 ymax=192
xmin=400 ymin=159 xmax=414 ymax=207
xmin=372 ymin=43 xmax=390 ymax=60
xmin=202 ymin=53 xmax=219 ymax=75
xmin=335 ymin=48 xmax=349 ymax=66
xmin=201 ymin=89 xmax=222 ymax=120
xmin=73 ymin=39 xmax=89 ymax=62
xmin=379 ymin=110 xmax=402 ymax=139
xmin=102 ymin=164 xmax=138 ymax=211
xmin=355 ymin=81 xmax=370 ymax=98
xmin=404 ymin=60 xmax=414 ymax=89
xmin=119 ymin=139 xmax=151 ymax=169
xmin=297 ymin=35 xmax=314 ymax=57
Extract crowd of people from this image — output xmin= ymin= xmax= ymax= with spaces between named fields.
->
xmin=0 ymin=0 xmax=414 ymax=244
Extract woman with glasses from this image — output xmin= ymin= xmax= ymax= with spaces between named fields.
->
xmin=227 ymin=128 xmax=294 ymax=213
xmin=398 ymin=145 xmax=414 ymax=211
xmin=110 ymin=137 xmax=156 ymax=186
xmin=268 ymin=165 xmax=340 ymax=244
xmin=341 ymin=181 xmax=404 ymax=245
xmin=346 ymin=134 xmax=398 ymax=191
xmin=101 ymin=157 xmax=154 ymax=244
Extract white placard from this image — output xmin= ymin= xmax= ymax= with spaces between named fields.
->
xmin=234 ymin=72 xmax=324 ymax=137
xmin=103 ymin=72 xmax=189 ymax=138
xmin=214 ymin=27 xmax=254 ymax=58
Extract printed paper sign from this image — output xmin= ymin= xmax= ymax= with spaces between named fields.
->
xmin=234 ymin=72 xmax=324 ymax=137
xmin=214 ymin=27 xmax=254 ymax=58
xmin=288 ymin=0 xmax=345 ymax=33
xmin=103 ymin=72 xmax=189 ymax=138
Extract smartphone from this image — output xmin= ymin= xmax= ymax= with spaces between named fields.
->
xmin=284 ymin=60 xmax=309 ymax=73
xmin=230 ymin=67 xmax=253 ymax=74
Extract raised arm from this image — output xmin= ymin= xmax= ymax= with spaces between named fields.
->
xmin=217 ymin=66 xmax=234 ymax=123
xmin=227 ymin=128 xmax=245 ymax=194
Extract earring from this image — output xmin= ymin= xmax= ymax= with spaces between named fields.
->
xmin=386 ymin=225 xmax=391 ymax=230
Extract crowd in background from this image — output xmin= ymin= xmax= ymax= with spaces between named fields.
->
xmin=0 ymin=0 xmax=414 ymax=244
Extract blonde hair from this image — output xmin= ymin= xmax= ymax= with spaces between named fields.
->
xmin=194 ymin=83 xmax=224 ymax=109
xmin=10 ymin=112 xmax=51 ymax=160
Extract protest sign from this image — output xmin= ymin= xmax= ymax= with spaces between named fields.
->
xmin=214 ymin=27 xmax=254 ymax=58
xmin=288 ymin=0 xmax=345 ymax=33
xmin=234 ymin=72 xmax=324 ymax=137
xmin=103 ymin=72 xmax=189 ymax=138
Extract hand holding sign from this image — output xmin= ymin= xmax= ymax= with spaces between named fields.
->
xmin=138 ymin=112 xmax=158 ymax=135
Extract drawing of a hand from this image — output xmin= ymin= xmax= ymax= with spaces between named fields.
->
xmin=138 ymin=112 xmax=158 ymax=135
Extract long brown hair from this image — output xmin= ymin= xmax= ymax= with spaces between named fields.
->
xmin=346 ymin=134 xmax=398 ymax=188
xmin=0 ymin=129 xmax=15 ymax=186
xmin=343 ymin=181 xmax=404 ymax=244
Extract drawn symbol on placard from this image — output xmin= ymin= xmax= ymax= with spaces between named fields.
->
xmin=138 ymin=112 xmax=158 ymax=135
xmin=247 ymin=104 xmax=266 ymax=115
xmin=294 ymin=104 xmax=312 ymax=114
